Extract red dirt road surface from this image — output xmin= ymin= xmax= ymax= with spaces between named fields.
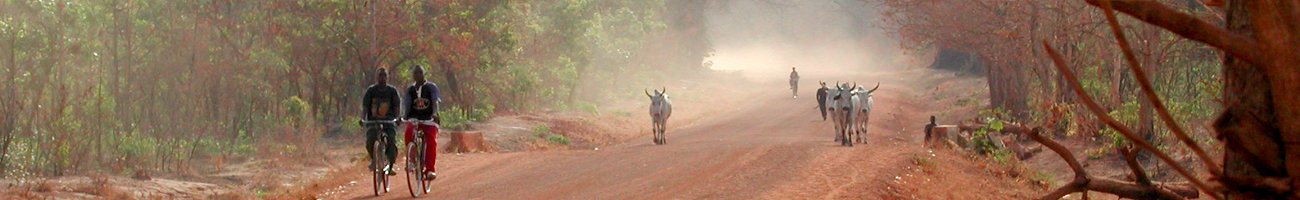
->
xmin=317 ymin=67 xmax=1039 ymax=200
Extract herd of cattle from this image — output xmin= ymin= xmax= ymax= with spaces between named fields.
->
xmin=643 ymin=81 xmax=879 ymax=147
xmin=822 ymin=82 xmax=879 ymax=147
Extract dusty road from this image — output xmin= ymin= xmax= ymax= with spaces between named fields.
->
xmin=317 ymin=67 xmax=1033 ymax=200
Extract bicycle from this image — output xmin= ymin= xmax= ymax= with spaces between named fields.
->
xmin=360 ymin=119 xmax=397 ymax=196
xmin=404 ymin=118 xmax=437 ymax=197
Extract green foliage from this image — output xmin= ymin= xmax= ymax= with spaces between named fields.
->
xmin=439 ymin=105 xmax=495 ymax=131
xmin=116 ymin=133 xmax=158 ymax=170
xmin=282 ymin=96 xmax=312 ymax=126
xmin=575 ymin=102 xmax=600 ymax=115
xmin=973 ymin=115 xmax=1013 ymax=164
xmin=972 ymin=109 xmax=1011 ymax=159
xmin=342 ymin=116 xmax=363 ymax=135
xmin=1031 ymin=171 xmax=1056 ymax=187
xmin=546 ymin=134 xmax=571 ymax=145
xmin=1086 ymin=148 xmax=1109 ymax=160
xmin=531 ymin=124 xmax=569 ymax=145
xmin=0 ymin=0 xmax=684 ymax=178
xmin=533 ymin=125 xmax=552 ymax=136
xmin=472 ymin=104 xmax=495 ymax=122
xmin=439 ymin=106 xmax=473 ymax=131
xmin=971 ymin=127 xmax=997 ymax=155
xmin=1101 ymin=101 xmax=1140 ymax=148
xmin=991 ymin=149 xmax=1015 ymax=164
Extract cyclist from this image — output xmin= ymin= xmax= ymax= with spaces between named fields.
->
xmin=403 ymin=65 xmax=441 ymax=181
xmin=362 ymin=67 xmax=401 ymax=176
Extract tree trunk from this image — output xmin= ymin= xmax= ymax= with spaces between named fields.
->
xmin=666 ymin=0 xmax=709 ymax=74
xmin=1215 ymin=1 xmax=1283 ymax=199
xmin=1136 ymin=24 xmax=1160 ymax=165
xmin=440 ymin=59 xmax=463 ymax=107
xmin=0 ymin=30 xmax=16 ymax=176
xmin=987 ymin=60 xmax=1030 ymax=120
xmin=1137 ymin=84 xmax=1155 ymax=164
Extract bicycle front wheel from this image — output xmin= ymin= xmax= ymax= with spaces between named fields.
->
xmin=406 ymin=140 xmax=424 ymax=197
xmin=373 ymin=141 xmax=384 ymax=196
xmin=419 ymin=141 xmax=432 ymax=194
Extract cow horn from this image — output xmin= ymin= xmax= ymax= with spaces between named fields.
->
xmin=645 ymin=89 xmax=652 ymax=97
xmin=662 ymin=87 xmax=667 ymax=94
xmin=867 ymin=82 xmax=880 ymax=93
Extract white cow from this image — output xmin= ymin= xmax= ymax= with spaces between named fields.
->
xmin=851 ymin=83 xmax=880 ymax=144
xmin=646 ymin=87 xmax=672 ymax=145
xmin=824 ymin=84 xmax=845 ymax=142
xmin=826 ymin=82 xmax=857 ymax=147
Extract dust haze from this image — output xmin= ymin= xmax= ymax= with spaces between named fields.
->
xmin=705 ymin=0 xmax=902 ymax=80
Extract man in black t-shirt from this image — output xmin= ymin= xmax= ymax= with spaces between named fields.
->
xmin=362 ymin=67 xmax=400 ymax=176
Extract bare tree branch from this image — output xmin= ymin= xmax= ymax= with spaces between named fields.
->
xmin=1043 ymin=41 xmax=1220 ymax=199
xmin=1095 ymin=0 xmax=1222 ymax=176
xmin=1083 ymin=0 xmax=1267 ymax=67
xmin=1119 ymin=145 xmax=1152 ymax=186
xmin=1024 ymin=127 xmax=1198 ymax=200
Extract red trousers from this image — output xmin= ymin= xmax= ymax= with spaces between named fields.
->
xmin=404 ymin=123 xmax=438 ymax=173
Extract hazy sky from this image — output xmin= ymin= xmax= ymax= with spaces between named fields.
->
xmin=705 ymin=0 xmax=901 ymax=79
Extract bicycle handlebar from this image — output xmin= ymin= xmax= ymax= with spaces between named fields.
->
xmin=403 ymin=118 xmax=438 ymax=126
xmin=359 ymin=119 xmax=399 ymax=127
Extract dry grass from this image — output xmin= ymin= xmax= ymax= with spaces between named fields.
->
xmin=268 ymin=163 xmax=367 ymax=200
xmin=32 ymin=180 xmax=56 ymax=193
xmin=10 ymin=184 xmax=41 ymax=199
xmin=73 ymin=176 xmax=132 ymax=199
xmin=212 ymin=191 xmax=253 ymax=200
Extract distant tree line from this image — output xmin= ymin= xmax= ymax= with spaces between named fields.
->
xmin=0 ymin=0 xmax=712 ymax=177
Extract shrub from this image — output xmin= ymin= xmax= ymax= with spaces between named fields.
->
xmin=575 ymin=102 xmax=600 ymax=115
xmin=971 ymin=109 xmax=1016 ymax=163
xmin=532 ymin=125 xmax=552 ymax=137
xmin=546 ymin=134 xmax=571 ymax=145
xmin=439 ymin=105 xmax=495 ymax=130
xmin=281 ymin=96 xmax=312 ymax=127
xmin=531 ymin=125 xmax=569 ymax=145
xmin=991 ymin=149 xmax=1015 ymax=164
xmin=1101 ymin=101 xmax=1140 ymax=148
xmin=470 ymin=103 xmax=495 ymax=122
xmin=439 ymin=106 xmax=472 ymax=130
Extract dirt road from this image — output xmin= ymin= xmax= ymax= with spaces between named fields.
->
xmin=317 ymin=67 xmax=1037 ymax=200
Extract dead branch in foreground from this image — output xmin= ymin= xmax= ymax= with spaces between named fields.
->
xmin=1094 ymin=0 xmax=1221 ymax=176
xmin=1016 ymin=127 xmax=1199 ymax=200
xmin=1043 ymin=41 xmax=1218 ymax=199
